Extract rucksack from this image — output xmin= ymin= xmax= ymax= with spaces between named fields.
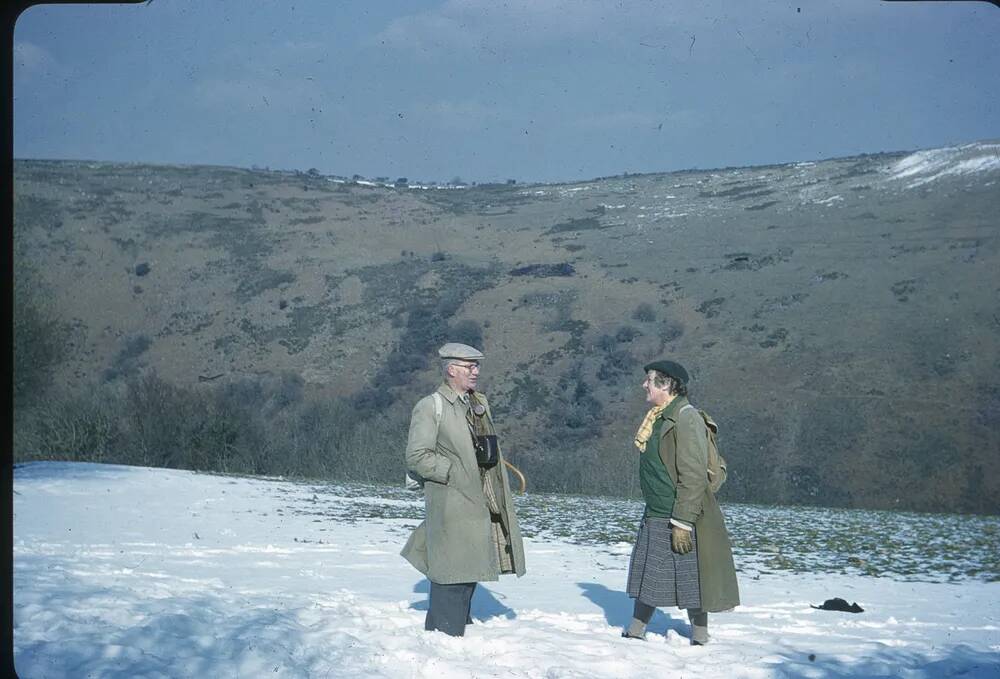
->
xmin=404 ymin=392 xmax=444 ymax=491
xmin=679 ymin=404 xmax=727 ymax=494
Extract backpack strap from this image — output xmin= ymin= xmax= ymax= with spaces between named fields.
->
xmin=406 ymin=392 xmax=445 ymax=491
xmin=431 ymin=391 xmax=443 ymax=428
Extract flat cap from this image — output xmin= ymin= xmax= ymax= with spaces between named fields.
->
xmin=438 ymin=342 xmax=485 ymax=361
xmin=643 ymin=359 xmax=689 ymax=385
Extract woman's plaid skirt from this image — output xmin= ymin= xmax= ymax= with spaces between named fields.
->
xmin=626 ymin=515 xmax=701 ymax=609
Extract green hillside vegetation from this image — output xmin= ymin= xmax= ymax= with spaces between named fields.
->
xmin=12 ymin=150 xmax=1000 ymax=514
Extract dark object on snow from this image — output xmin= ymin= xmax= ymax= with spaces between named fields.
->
xmin=135 ymin=262 xmax=151 ymax=276
xmin=811 ymin=597 xmax=864 ymax=613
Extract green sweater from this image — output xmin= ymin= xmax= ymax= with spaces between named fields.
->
xmin=639 ymin=398 xmax=682 ymax=518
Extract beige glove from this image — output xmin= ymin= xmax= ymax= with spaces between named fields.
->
xmin=671 ymin=525 xmax=693 ymax=554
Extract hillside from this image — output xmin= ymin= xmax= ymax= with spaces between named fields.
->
xmin=12 ymin=141 xmax=1000 ymax=513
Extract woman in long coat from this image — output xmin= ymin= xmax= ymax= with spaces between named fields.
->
xmin=624 ymin=360 xmax=739 ymax=645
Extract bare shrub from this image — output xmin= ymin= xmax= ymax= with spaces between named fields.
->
xmin=122 ymin=372 xmax=206 ymax=468
xmin=13 ymin=264 xmax=71 ymax=405
xmin=17 ymin=366 xmax=415 ymax=488
xmin=15 ymin=387 xmax=124 ymax=463
xmin=337 ymin=415 xmax=407 ymax=482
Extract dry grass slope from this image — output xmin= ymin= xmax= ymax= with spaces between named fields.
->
xmin=12 ymin=149 xmax=1000 ymax=514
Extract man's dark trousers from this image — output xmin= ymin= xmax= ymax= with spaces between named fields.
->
xmin=425 ymin=581 xmax=477 ymax=636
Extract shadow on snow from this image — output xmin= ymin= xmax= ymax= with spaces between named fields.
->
xmin=409 ymin=579 xmax=517 ymax=621
xmin=577 ymin=582 xmax=689 ymax=636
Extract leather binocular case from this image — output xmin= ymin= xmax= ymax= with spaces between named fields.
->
xmin=474 ymin=434 xmax=499 ymax=469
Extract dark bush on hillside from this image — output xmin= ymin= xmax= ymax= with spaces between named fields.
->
xmin=404 ymin=304 xmax=443 ymax=342
xmin=122 ymin=334 xmax=153 ymax=359
xmin=382 ymin=350 xmax=428 ymax=388
xmin=615 ymin=326 xmax=641 ymax=343
xmin=348 ymin=262 xmax=498 ymax=417
xmin=351 ymin=386 xmax=396 ymax=412
xmin=597 ymin=349 xmax=636 ymax=384
xmin=448 ymin=319 xmax=483 ymax=349
xmin=434 ymin=290 xmax=466 ymax=318
xmin=509 ymin=263 xmax=575 ymax=278
xmin=542 ymin=364 xmax=603 ymax=449
xmin=662 ymin=319 xmax=684 ymax=342
xmin=544 ymin=217 xmax=602 ymax=235
xmin=370 ymin=299 xmax=451 ymax=395
xmin=632 ymin=303 xmax=655 ymax=323
xmin=508 ymin=375 xmax=549 ymax=414
xmin=102 ymin=334 xmax=153 ymax=382
xmin=596 ymin=334 xmax=616 ymax=352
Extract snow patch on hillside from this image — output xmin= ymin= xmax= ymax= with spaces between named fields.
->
xmin=889 ymin=142 xmax=1000 ymax=188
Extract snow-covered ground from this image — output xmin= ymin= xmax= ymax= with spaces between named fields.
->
xmin=13 ymin=462 xmax=1000 ymax=678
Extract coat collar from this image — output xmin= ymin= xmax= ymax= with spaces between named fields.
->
xmin=660 ymin=395 xmax=689 ymax=422
xmin=437 ymin=382 xmax=473 ymax=405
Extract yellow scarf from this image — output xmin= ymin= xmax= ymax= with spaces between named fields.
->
xmin=633 ymin=404 xmax=665 ymax=452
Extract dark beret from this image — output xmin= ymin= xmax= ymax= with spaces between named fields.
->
xmin=643 ymin=359 xmax=689 ymax=385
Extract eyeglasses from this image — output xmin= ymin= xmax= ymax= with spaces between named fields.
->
xmin=453 ymin=362 xmax=481 ymax=372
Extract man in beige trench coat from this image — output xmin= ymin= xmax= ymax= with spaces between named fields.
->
xmin=401 ymin=342 xmax=526 ymax=636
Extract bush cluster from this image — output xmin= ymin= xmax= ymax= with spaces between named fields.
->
xmin=593 ymin=327 xmax=639 ymax=384
xmin=13 ymin=263 xmax=72 ymax=405
xmin=15 ymin=371 xmax=405 ymax=484
xmin=541 ymin=363 xmax=603 ymax=448
xmin=632 ymin=303 xmax=655 ymax=323
xmin=351 ymin=259 xmax=494 ymax=414
xmin=509 ymin=263 xmax=575 ymax=278
xmin=102 ymin=334 xmax=153 ymax=382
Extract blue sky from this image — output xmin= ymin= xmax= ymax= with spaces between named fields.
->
xmin=13 ymin=1 xmax=1000 ymax=183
